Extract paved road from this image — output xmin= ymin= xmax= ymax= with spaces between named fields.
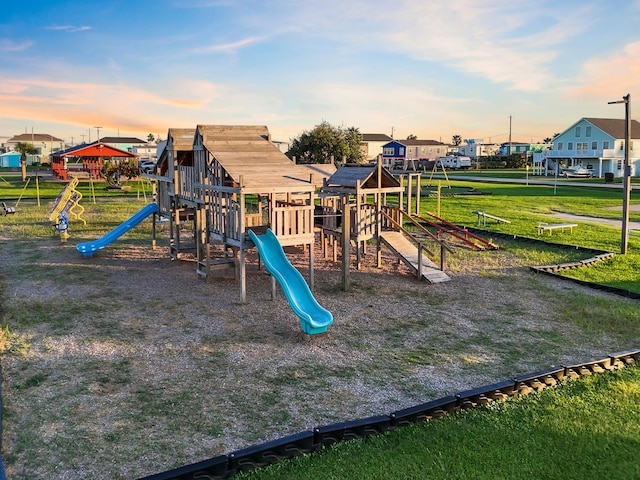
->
xmin=430 ymin=174 xmax=638 ymax=189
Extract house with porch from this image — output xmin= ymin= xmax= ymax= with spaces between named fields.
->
xmin=532 ymin=118 xmax=640 ymax=178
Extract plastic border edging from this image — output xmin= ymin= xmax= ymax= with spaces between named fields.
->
xmin=137 ymin=348 xmax=640 ymax=480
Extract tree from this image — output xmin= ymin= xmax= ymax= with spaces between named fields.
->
xmin=287 ymin=121 xmax=366 ymax=164
xmin=452 ymin=135 xmax=462 ymax=146
xmin=406 ymin=134 xmax=417 ymax=140
xmin=147 ymin=133 xmax=155 ymax=143
xmin=14 ymin=142 xmax=38 ymax=181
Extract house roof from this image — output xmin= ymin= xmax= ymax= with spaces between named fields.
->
xmin=361 ymin=133 xmax=393 ymax=142
xmin=383 ymin=139 xmax=448 ymax=147
xmin=58 ymin=142 xmax=137 ymax=158
xmin=583 ymin=118 xmax=640 ymax=139
xmin=8 ymin=133 xmax=64 ymax=143
xmin=100 ymin=136 xmax=147 ymax=144
xmin=401 ymin=139 xmax=448 ymax=146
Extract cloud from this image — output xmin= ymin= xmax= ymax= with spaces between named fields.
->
xmin=571 ymin=40 xmax=640 ymax=98
xmin=0 ymin=75 xmax=216 ymax=136
xmin=194 ymin=36 xmax=266 ymax=54
xmin=45 ymin=25 xmax=92 ymax=33
xmin=262 ymin=0 xmax=593 ymax=91
xmin=0 ymin=39 xmax=33 ymax=52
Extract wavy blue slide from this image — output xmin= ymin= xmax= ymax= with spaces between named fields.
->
xmin=249 ymin=228 xmax=333 ymax=335
xmin=76 ymin=203 xmax=159 ymax=257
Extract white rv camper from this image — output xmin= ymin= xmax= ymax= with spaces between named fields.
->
xmin=435 ymin=155 xmax=472 ymax=170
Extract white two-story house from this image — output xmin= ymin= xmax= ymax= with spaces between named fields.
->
xmin=533 ymin=118 xmax=640 ymax=178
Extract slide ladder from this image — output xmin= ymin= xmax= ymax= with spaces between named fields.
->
xmin=248 ymin=229 xmax=333 ymax=335
xmin=76 ymin=203 xmax=158 ymax=257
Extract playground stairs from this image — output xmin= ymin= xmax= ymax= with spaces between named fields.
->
xmin=379 ymin=231 xmax=450 ymax=284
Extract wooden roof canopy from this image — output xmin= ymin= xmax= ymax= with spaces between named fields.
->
xmin=324 ymin=165 xmax=402 ymax=192
xmin=196 ymin=125 xmax=335 ymax=190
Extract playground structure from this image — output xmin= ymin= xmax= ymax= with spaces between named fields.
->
xmin=48 ymin=177 xmax=86 ymax=241
xmin=153 ymin=125 xmax=335 ymax=306
xmin=76 ymin=124 xmax=500 ymax=334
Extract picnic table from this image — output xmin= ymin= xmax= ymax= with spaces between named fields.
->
xmin=536 ymin=222 xmax=578 ymax=235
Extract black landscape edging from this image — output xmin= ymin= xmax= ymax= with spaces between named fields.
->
xmin=137 ymin=348 xmax=640 ymax=480
xmin=464 ymin=227 xmax=640 ymax=301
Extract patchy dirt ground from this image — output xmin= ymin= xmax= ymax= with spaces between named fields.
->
xmin=0 ymin=232 xmax=636 ymax=479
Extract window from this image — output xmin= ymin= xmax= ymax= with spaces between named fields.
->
xmin=383 ymin=147 xmax=394 ymax=155
xmin=575 ymin=126 xmax=581 ymax=137
xmin=568 ymin=142 xmax=573 ymax=150
xmin=399 ymin=147 xmax=405 ymax=156
xmin=618 ymin=160 xmax=622 ymax=170
xmin=631 ymin=141 xmax=634 ymax=151
xmin=620 ymin=142 xmax=624 ymax=150
xmin=576 ymin=142 xmax=588 ymax=153
xmin=603 ymin=140 xmax=610 ymax=149
xmin=557 ymin=142 xmax=563 ymax=150
xmin=586 ymin=126 xmax=591 ymax=137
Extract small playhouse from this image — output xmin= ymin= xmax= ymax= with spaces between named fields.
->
xmin=154 ymin=125 xmax=335 ymax=303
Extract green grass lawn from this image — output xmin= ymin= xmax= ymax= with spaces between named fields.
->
xmin=238 ymin=364 xmax=640 ymax=480
xmin=411 ymin=179 xmax=640 ymax=293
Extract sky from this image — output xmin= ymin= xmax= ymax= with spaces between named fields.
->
xmin=1 ymin=0 xmax=640 ymax=147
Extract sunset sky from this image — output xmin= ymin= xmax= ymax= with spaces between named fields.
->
xmin=1 ymin=0 xmax=639 ymax=146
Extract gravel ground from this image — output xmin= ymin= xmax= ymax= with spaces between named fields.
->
xmin=0 ymin=233 xmax=635 ymax=479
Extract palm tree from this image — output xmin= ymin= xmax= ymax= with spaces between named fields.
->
xmin=14 ymin=142 xmax=38 ymax=181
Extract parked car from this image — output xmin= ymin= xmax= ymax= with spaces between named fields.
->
xmin=138 ymin=160 xmax=156 ymax=174
xmin=561 ymin=167 xmax=593 ymax=178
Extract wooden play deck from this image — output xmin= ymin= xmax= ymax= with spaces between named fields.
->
xmin=379 ymin=231 xmax=451 ymax=284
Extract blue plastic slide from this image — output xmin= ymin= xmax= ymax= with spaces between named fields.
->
xmin=248 ymin=228 xmax=333 ymax=335
xmin=76 ymin=203 xmax=159 ymax=257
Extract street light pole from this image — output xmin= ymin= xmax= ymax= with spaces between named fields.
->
xmin=608 ymin=94 xmax=631 ymax=254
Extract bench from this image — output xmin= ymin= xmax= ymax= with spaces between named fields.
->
xmin=536 ymin=222 xmax=578 ymax=235
xmin=2 ymin=202 xmax=16 ymax=215
xmin=472 ymin=210 xmax=511 ymax=226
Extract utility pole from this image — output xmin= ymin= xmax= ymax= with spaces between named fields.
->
xmin=608 ymin=94 xmax=631 ymax=254
xmin=95 ymin=126 xmax=102 ymax=143
xmin=508 ymin=115 xmax=512 ymax=156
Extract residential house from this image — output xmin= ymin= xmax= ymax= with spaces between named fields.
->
xmin=133 ymin=143 xmax=158 ymax=163
xmin=498 ymin=142 xmax=541 ymax=156
xmin=360 ymin=133 xmax=393 ymax=160
xmin=5 ymin=133 xmax=65 ymax=165
xmin=381 ymin=139 xmax=449 ymax=168
xmin=532 ymin=118 xmax=640 ymax=177
xmin=99 ymin=136 xmax=147 ymax=153
xmin=457 ymin=139 xmax=500 ymax=158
